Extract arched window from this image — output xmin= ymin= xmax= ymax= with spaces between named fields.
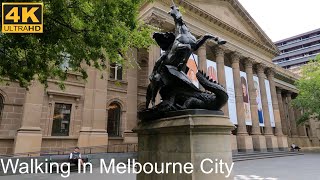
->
xmin=107 ymin=102 xmax=121 ymax=137
xmin=0 ymin=95 xmax=3 ymax=120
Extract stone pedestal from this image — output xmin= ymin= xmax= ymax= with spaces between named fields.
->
xmin=236 ymin=134 xmax=253 ymax=153
xmin=251 ymin=135 xmax=267 ymax=152
xmin=277 ymin=135 xmax=288 ymax=151
xmin=134 ymin=114 xmax=235 ymax=180
xmin=231 ymin=135 xmax=238 ymax=154
xmin=265 ymin=135 xmax=279 ymax=151
xmin=14 ymin=127 xmax=42 ymax=155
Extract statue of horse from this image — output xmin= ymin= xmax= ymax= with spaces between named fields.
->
xmin=141 ymin=4 xmax=228 ymax=120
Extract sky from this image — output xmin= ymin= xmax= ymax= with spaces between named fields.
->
xmin=237 ymin=0 xmax=319 ymax=42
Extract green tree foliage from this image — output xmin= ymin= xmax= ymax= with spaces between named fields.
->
xmin=0 ymin=0 xmax=154 ymax=88
xmin=292 ymin=54 xmax=320 ymax=124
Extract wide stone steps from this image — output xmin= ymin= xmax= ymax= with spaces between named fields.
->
xmin=233 ymin=151 xmax=303 ymax=162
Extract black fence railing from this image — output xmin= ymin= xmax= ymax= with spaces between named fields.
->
xmin=0 ymin=143 xmax=138 ymax=158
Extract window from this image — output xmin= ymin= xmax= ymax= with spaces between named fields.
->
xmin=107 ymin=102 xmax=121 ymax=137
xmin=110 ymin=63 xmax=122 ymax=80
xmin=60 ymin=52 xmax=72 ymax=71
xmin=52 ymin=103 xmax=72 ymax=136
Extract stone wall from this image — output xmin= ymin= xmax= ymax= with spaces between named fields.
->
xmin=0 ymin=84 xmax=25 ymax=137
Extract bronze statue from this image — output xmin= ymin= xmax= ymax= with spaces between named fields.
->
xmin=139 ymin=4 xmax=228 ymax=121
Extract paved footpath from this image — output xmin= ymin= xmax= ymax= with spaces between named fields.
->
xmin=1 ymin=153 xmax=320 ymax=180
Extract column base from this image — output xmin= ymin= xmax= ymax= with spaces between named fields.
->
xmin=78 ymin=127 xmax=108 ymax=147
xmin=231 ymin=134 xmax=238 ymax=154
xmin=134 ymin=114 xmax=235 ymax=180
xmin=277 ymin=135 xmax=288 ymax=151
xmin=265 ymin=135 xmax=278 ymax=151
xmin=123 ymin=131 xmax=138 ymax=143
xmin=14 ymin=127 xmax=42 ymax=155
xmin=251 ymin=135 xmax=267 ymax=152
xmin=236 ymin=134 xmax=253 ymax=153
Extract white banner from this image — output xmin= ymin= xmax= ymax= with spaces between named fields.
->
xmin=265 ymin=80 xmax=275 ymax=127
xmin=240 ymin=72 xmax=252 ymax=125
xmin=253 ymin=76 xmax=264 ymax=126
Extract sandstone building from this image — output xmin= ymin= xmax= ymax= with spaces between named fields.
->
xmin=0 ymin=0 xmax=318 ymax=155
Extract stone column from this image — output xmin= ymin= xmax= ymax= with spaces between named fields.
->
xmin=231 ymin=53 xmax=253 ymax=152
xmin=277 ymin=88 xmax=288 ymax=135
xmin=124 ymin=49 xmax=138 ymax=143
xmin=197 ymin=44 xmax=207 ymax=73
xmin=267 ymin=69 xmax=283 ymax=136
xmin=78 ymin=66 xmax=108 ymax=147
xmin=245 ymin=58 xmax=267 ymax=151
xmin=14 ymin=80 xmax=44 ymax=154
xmin=256 ymin=64 xmax=272 ymax=135
xmin=215 ymin=46 xmax=229 ymax=115
xmin=256 ymin=64 xmax=278 ymax=151
xmin=267 ymin=69 xmax=287 ymax=150
xmin=286 ymin=92 xmax=298 ymax=137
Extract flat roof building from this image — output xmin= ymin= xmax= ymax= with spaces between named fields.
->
xmin=273 ymin=28 xmax=320 ymax=74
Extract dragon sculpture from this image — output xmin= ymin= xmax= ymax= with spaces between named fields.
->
xmin=139 ymin=4 xmax=228 ymax=121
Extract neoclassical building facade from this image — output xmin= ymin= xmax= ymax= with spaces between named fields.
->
xmin=0 ymin=0 xmax=318 ymax=155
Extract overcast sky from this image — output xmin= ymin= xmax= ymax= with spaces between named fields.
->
xmin=237 ymin=0 xmax=319 ymax=42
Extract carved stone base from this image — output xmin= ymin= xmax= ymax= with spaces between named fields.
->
xmin=236 ymin=134 xmax=253 ymax=153
xmin=134 ymin=114 xmax=234 ymax=180
xmin=277 ymin=135 xmax=288 ymax=151
xmin=265 ymin=135 xmax=279 ymax=151
xmin=252 ymin=135 xmax=267 ymax=152
xmin=14 ymin=127 xmax=42 ymax=155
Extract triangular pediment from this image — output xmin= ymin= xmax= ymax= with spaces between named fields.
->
xmin=185 ymin=0 xmax=278 ymax=54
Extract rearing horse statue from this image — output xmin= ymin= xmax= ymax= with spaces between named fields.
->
xmin=140 ymin=4 xmax=228 ymax=121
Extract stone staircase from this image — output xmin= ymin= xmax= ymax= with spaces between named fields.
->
xmin=233 ymin=151 xmax=304 ymax=162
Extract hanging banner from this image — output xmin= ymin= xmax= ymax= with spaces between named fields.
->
xmin=225 ymin=66 xmax=238 ymax=125
xmin=206 ymin=60 xmax=218 ymax=82
xmin=265 ymin=80 xmax=275 ymax=127
xmin=186 ymin=54 xmax=199 ymax=88
xmin=240 ymin=72 xmax=252 ymax=125
xmin=253 ymin=76 xmax=264 ymax=126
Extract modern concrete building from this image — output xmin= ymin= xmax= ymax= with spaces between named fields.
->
xmin=0 ymin=0 xmax=318 ymax=155
xmin=273 ymin=28 xmax=320 ymax=74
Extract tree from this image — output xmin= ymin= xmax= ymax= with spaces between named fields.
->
xmin=0 ymin=0 xmax=154 ymax=88
xmin=292 ymin=54 xmax=320 ymax=124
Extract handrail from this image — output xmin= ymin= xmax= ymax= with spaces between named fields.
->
xmin=0 ymin=143 xmax=138 ymax=158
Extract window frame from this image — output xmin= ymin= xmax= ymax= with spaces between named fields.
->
xmin=110 ymin=63 xmax=123 ymax=80
xmin=51 ymin=102 xmax=73 ymax=136
xmin=107 ymin=102 xmax=122 ymax=137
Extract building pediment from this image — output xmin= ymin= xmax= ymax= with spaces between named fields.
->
xmin=184 ymin=0 xmax=279 ymax=55
xmin=146 ymin=0 xmax=279 ymax=56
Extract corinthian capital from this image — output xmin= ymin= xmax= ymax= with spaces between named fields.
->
xmin=214 ymin=46 xmax=225 ymax=57
xmin=230 ymin=52 xmax=241 ymax=64
xmin=244 ymin=57 xmax=255 ymax=68
xmin=266 ymin=67 xmax=275 ymax=78
xmin=256 ymin=63 xmax=266 ymax=74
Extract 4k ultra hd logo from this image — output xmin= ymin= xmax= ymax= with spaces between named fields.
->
xmin=2 ymin=2 xmax=43 ymax=33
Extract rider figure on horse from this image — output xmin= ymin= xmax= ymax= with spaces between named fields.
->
xmin=147 ymin=4 xmax=226 ymax=108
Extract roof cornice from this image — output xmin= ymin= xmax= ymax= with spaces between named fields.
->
xmin=158 ymin=0 xmax=280 ymax=56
